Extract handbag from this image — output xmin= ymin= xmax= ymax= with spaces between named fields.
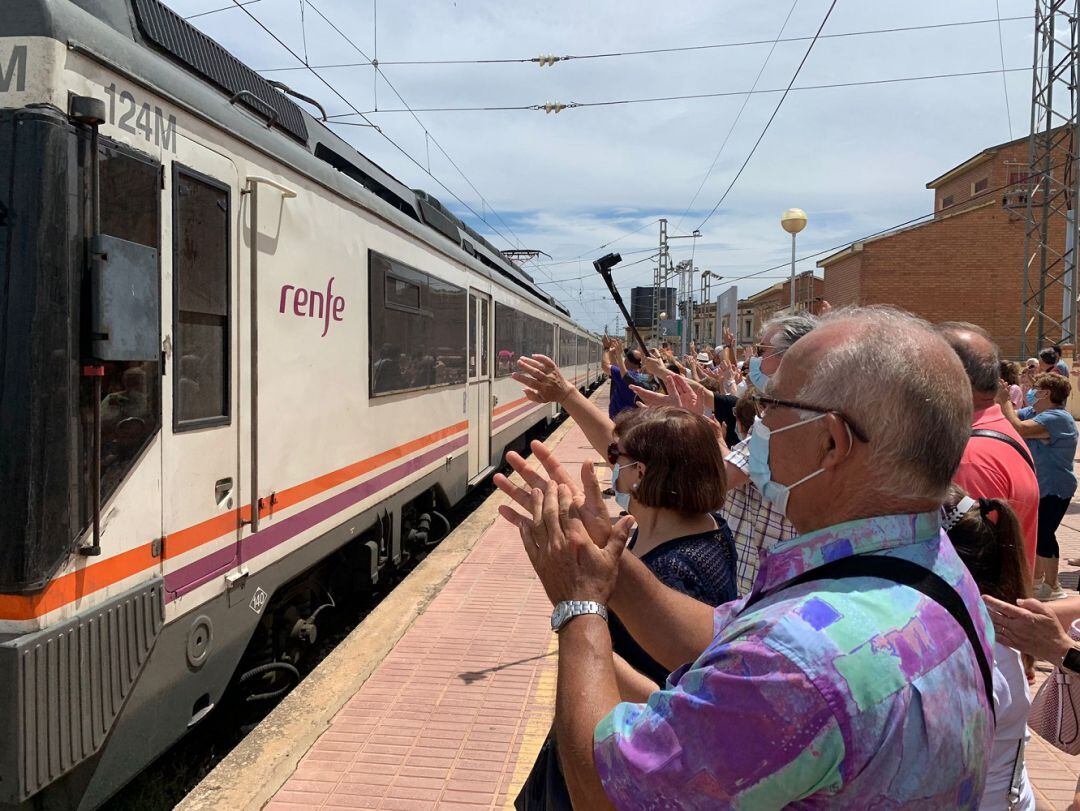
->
xmin=1028 ymin=619 xmax=1080 ymax=754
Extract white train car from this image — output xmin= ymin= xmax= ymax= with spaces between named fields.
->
xmin=0 ymin=1 xmax=603 ymax=807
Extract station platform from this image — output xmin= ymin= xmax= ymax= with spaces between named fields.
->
xmin=178 ymin=387 xmax=1080 ymax=811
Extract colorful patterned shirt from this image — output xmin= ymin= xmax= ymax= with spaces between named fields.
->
xmin=723 ymin=437 xmax=797 ymax=595
xmin=594 ymin=512 xmax=995 ymax=809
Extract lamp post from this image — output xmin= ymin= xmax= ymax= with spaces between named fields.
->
xmin=780 ymin=208 xmax=808 ymax=312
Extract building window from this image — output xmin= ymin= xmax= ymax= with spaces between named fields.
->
xmin=940 ymin=195 xmax=955 ymax=210
xmin=368 ymin=251 xmax=467 ymax=396
xmin=173 ymin=166 xmax=230 ymax=429
xmin=972 ymin=177 xmax=989 ymax=194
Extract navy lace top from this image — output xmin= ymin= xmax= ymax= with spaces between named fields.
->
xmin=610 ymin=514 xmax=738 ymax=685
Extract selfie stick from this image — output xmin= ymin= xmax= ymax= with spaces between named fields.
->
xmin=593 ymin=253 xmax=649 ymax=354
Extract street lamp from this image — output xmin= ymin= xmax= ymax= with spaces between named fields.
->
xmin=781 ymin=208 xmax=808 ymax=312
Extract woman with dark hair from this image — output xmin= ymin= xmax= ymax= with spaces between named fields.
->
xmin=501 ymin=405 xmax=737 ymax=810
xmin=942 ymin=487 xmax=1034 ymax=810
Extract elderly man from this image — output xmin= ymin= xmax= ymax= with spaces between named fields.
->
xmin=937 ymin=322 xmax=1039 ymax=568
xmin=720 ymin=312 xmax=814 ymax=592
xmin=499 ymin=307 xmax=994 ymax=808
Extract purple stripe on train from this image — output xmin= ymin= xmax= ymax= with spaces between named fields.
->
xmin=164 ymin=434 xmax=469 ymax=600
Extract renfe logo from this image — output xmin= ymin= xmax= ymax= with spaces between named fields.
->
xmin=279 ymin=277 xmax=346 ymax=337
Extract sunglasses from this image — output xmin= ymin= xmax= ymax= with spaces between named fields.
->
xmin=606 ymin=441 xmax=624 ymax=465
xmin=751 ymin=393 xmax=871 ymax=443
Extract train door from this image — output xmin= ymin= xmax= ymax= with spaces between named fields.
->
xmin=467 ymin=290 xmax=493 ymax=482
xmin=161 ymin=138 xmax=241 ymax=598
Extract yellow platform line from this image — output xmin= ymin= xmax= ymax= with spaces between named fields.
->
xmin=504 ymin=631 xmax=560 ymax=808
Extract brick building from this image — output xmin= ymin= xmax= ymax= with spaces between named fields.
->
xmin=817 ymin=133 xmax=1066 ymax=358
xmin=741 ymin=272 xmax=825 ymax=341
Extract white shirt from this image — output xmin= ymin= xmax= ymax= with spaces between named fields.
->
xmin=979 ymin=644 xmax=1035 ymax=811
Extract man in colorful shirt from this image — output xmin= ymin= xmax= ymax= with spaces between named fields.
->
xmin=498 ymin=307 xmax=994 ymax=809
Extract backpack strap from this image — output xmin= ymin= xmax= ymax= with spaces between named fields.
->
xmin=744 ymin=554 xmax=995 ymax=720
xmin=971 ymin=428 xmax=1036 ymax=473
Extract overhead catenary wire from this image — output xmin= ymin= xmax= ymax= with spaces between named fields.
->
xmin=183 ymin=0 xmax=259 ymax=20
xmin=300 ymin=0 xmax=524 ymax=249
xmin=674 ymin=0 xmax=799 ymax=233
xmin=257 ymin=15 xmax=1030 ymax=71
xmin=533 ymin=219 xmax=661 ymax=272
xmin=696 ymin=0 xmax=835 ymax=233
xmin=224 ymin=0 xmax=521 ymax=253
xmin=994 ymin=0 xmax=1014 ymax=139
xmin=550 ymin=166 xmax=1065 ymax=302
xmin=322 ymin=67 xmax=1030 ymax=116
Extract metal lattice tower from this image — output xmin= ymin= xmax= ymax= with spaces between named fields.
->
xmin=1020 ymin=0 xmax=1080 ymax=358
xmin=651 ymin=219 xmax=671 ymax=342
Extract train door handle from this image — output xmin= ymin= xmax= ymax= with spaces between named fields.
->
xmin=215 ymin=477 xmax=234 ymax=508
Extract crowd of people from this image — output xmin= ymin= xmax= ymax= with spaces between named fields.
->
xmin=491 ymin=305 xmax=1080 ymax=810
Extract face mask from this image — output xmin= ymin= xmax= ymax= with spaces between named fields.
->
xmin=627 ymin=370 xmax=651 ymax=386
xmin=735 ymin=424 xmax=747 ymax=442
xmin=747 ymin=414 xmax=828 ymax=517
xmin=1026 ymin=389 xmax=1036 ymax=406
xmin=611 ymin=461 xmax=639 ymax=511
xmin=748 ymin=356 xmax=770 ymax=390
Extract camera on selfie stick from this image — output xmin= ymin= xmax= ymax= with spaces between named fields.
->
xmin=593 ymin=252 xmax=648 ymax=355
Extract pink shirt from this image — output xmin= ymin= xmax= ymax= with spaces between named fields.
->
xmin=954 ymin=405 xmax=1039 ymax=568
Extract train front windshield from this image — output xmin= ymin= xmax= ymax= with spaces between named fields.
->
xmin=0 ymin=106 xmax=161 ymax=593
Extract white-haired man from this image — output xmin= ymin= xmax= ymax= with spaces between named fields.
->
xmin=499 ymin=307 xmax=994 ymax=809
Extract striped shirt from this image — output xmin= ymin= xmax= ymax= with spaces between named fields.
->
xmin=723 ymin=437 xmax=797 ymax=595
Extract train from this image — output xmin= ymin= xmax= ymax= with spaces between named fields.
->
xmin=0 ymin=1 xmax=605 ymax=807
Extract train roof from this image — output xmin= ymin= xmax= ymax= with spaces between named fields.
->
xmin=6 ymin=0 xmax=578 ymax=322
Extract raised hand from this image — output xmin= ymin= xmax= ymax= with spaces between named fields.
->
xmin=512 ymin=354 xmax=574 ymax=405
xmin=496 ymin=447 xmax=635 ymax=603
xmin=983 ymin=594 xmax=1075 ymax=663
xmin=642 ymin=355 xmax=667 ymax=378
xmin=495 ymin=441 xmax=612 ymax=546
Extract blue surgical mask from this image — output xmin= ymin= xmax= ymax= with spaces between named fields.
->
xmin=1026 ymin=388 xmax=1036 ymax=406
xmin=747 ymin=414 xmax=829 ymax=517
xmin=611 ymin=461 xmax=638 ymax=511
xmin=748 ymin=356 xmax=770 ymax=390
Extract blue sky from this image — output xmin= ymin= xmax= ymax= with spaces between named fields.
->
xmin=170 ymin=0 xmax=1035 ymax=333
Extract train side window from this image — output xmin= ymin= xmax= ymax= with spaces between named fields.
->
xmin=369 ymin=250 xmax=467 ymax=396
xmin=78 ymin=141 xmax=163 ymax=521
xmin=495 ymin=304 xmax=554 ymax=378
xmin=172 ymin=167 xmax=230 ymax=429
xmin=386 ymin=274 xmax=421 ymax=311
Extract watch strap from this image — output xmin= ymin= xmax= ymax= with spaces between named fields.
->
xmin=552 ymin=600 xmax=608 ymax=632
xmin=1062 ymin=646 xmax=1080 ymax=675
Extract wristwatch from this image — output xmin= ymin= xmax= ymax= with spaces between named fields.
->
xmin=1062 ymin=645 xmax=1080 ymax=675
xmin=551 ymin=600 xmax=608 ymax=633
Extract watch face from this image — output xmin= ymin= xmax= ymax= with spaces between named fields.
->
xmin=551 ymin=603 xmax=568 ymax=631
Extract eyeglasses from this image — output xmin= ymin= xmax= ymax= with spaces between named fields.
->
xmin=751 ymin=393 xmax=871 ymax=443
xmin=753 ymin=343 xmax=788 ymax=358
xmin=606 ymin=441 xmax=624 ymax=465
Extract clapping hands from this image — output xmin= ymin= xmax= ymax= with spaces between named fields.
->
xmin=494 ymin=441 xmax=635 ymax=605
